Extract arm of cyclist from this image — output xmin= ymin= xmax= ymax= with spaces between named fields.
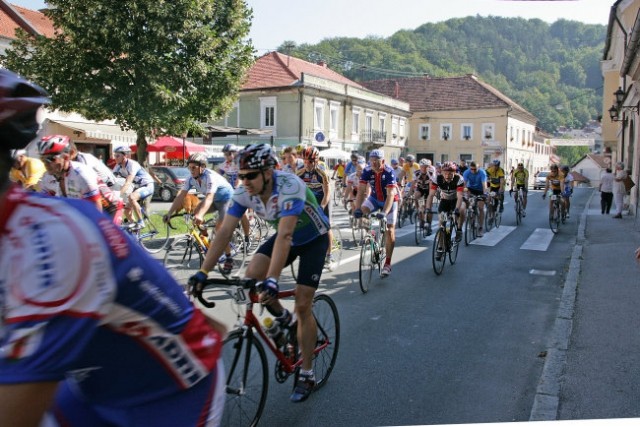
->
xmin=353 ymin=181 xmax=368 ymax=216
xmin=382 ymin=184 xmax=397 ymax=217
xmin=0 ymin=382 xmax=59 ymax=427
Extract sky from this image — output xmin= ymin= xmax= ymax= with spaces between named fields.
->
xmin=13 ymin=0 xmax=613 ymax=53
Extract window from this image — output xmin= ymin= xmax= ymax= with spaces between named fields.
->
xmin=259 ymin=96 xmax=277 ymax=131
xmin=391 ymin=116 xmax=399 ymax=139
xmin=314 ymin=98 xmax=326 ymax=130
xmin=399 ymin=118 xmax=406 ymax=139
xmin=379 ymin=113 xmax=386 ymax=135
xmin=441 ymin=124 xmax=452 ymax=141
xmin=440 ymin=154 xmax=449 ymax=163
xmin=482 ymin=123 xmax=495 ymax=140
xmin=460 ymin=153 xmax=473 ymax=162
xmin=352 ymin=107 xmax=361 ymax=134
xmin=419 ymin=124 xmax=430 ymax=140
xmin=330 ymin=102 xmax=340 ymax=137
xmin=461 ymin=124 xmax=472 ymax=140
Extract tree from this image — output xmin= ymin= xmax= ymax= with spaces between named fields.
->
xmin=1 ymin=0 xmax=254 ymax=165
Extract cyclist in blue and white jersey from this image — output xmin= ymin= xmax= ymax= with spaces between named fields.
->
xmin=0 ymin=69 xmax=227 ymax=427
xmin=189 ymin=143 xmax=330 ymax=403
xmin=462 ymin=161 xmax=488 ymax=237
xmin=281 ymin=145 xmax=304 ymax=174
xmin=112 ymin=145 xmax=155 ymax=228
xmin=561 ymin=165 xmax=574 ymax=218
xmin=353 ymin=149 xmax=398 ymax=278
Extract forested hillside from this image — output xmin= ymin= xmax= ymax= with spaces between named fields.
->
xmin=281 ymin=16 xmax=605 ymax=133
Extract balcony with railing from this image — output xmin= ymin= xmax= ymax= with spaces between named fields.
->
xmin=361 ymin=129 xmax=387 ymax=145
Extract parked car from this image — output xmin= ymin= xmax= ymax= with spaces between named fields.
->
xmin=150 ymin=166 xmax=190 ymax=202
xmin=533 ymin=171 xmax=550 ymax=190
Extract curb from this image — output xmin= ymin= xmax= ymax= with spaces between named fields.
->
xmin=528 ymin=189 xmax=593 ymax=421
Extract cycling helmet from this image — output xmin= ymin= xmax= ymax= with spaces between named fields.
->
xmin=419 ymin=159 xmax=430 ymax=167
xmin=561 ymin=165 xmax=570 ymax=173
xmin=550 ymin=163 xmax=559 ymax=170
xmin=0 ymin=70 xmax=50 ymax=150
xmin=369 ymin=149 xmax=384 ymax=159
xmin=238 ymin=143 xmax=279 ymax=170
xmin=37 ymin=135 xmax=71 ymax=156
xmin=406 ymin=154 xmax=415 ymax=162
xmin=390 ymin=158 xmax=398 ymax=165
xmin=301 ymin=146 xmax=319 ymax=161
xmin=442 ymin=161 xmax=456 ymax=172
xmin=357 ymin=156 xmax=366 ymax=165
xmin=187 ymin=152 xmax=208 ymax=166
xmin=113 ymin=145 xmax=131 ymax=154
xmin=492 ymin=159 xmax=501 ymax=166
xmin=10 ymin=149 xmax=26 ymax=160
xmin=294 ymin=143 xmax=307 ymax=154
xmin=222 ymin=143 xmax=238 ymax=153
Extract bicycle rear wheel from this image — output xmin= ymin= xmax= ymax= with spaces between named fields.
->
xmin=139 ymin=212 xmax=171 ymax=253
xmin=163 ymin=237 xmax=203 ymax=286
xmin=221 ymin=330 xmax=269 ymax=427
xmin=359 ymin=237 xmax=375 ymax=293
xmin=308 ymin=294 xmax=340 ymax=389
xmin=432 ymin=229 xmax=446 ymax=275
xmin=217 ymin=229 xmax=247 ymax=278
xmin=485 ymin=206 xmax=495 ymax=232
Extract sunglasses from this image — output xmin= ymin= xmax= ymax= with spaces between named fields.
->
xmin=470 ymin=168 xmax=477 ymax=171
xmin=41 ymin=154 xmax=60 ymax=164
xmin=238 ymin=171 xmax=261 ymax=181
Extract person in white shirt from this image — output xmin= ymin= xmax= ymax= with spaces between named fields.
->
xmin=599 ymin=167 xmax=614 ymax=214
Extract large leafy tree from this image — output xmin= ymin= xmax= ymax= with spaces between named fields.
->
xmin=2 ymin=0 xmax=254 ymax=164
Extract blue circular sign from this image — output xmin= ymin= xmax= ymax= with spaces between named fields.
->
xmin=315 ymin=132 xmax=325 ymax=142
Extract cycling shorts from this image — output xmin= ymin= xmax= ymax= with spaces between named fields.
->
xmin=562 ymin=189 xmax=573 ymax=198
xmin=257 ymin=233 xmax=329 ymax=289
xmin=132 ymin=183 xmax=154 ymax=200
xmin=413 ymin=188 xmax=430 ymax=199
xmin=515 ymin=184 xmax=528 ymax=193
xmin=48 ymin=359 xmax=225 ymax=427
xmin=438 ymin=198 xmax=457 ymax=214
xmin=362 ymin=197 xmax=398 ymax=226
xmin=467 ymin=188 xmax=486 ymax=200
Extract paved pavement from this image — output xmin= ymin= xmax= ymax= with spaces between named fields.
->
xmin=529 ymin=189 xmax=640 ymax=422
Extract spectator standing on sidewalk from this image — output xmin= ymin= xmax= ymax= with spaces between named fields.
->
xmin=612 ymin=161 xmax=627 ymax=218
xmin=599 ymin=167 xmax=614 ymax=215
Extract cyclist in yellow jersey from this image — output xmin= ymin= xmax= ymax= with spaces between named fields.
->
xmin=485 ymin=159 xmax=506 ymax=212
xmin=401 ymin=154 xmax=420 ymax=184
xmin=542 ymin=163 xmax=565 ymax=219
xmin=331 ymin=159 xmax=345 ymax=181
xmin=9 ymin=149 xmax=45 ymax=191
xmin=510 ymin=162 xmax=529 ymax=215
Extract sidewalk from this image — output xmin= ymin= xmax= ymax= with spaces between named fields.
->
xmin=530 ymin=189 xmax=640 ymax=421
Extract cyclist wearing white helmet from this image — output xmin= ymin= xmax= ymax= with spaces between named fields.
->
xmin=112 ymin=145 xmax=155 ymax=228
xmin=189 ymin=143 xmax=330 ymax=403
xmin=353 ymin=149 xmax=398 ymax=278
xmin=9 ymin=148 xmax=45 ymax=191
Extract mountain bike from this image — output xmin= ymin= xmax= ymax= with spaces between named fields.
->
xmin=464 ymin=195 xmax=481 ymax=245
xmin=432 ymin=210 xmax=461 ymax=275
xmin=121 ymin=198 xmax=170 ymax=253
xmin=359 ymin=214 xmax=387 ymax=293
xmin=194 ymin=277 xmax=340 ymax=427
xmin=332 ymin=179 xmax=345 ymax=207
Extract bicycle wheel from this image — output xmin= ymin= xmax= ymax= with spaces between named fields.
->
xmin=449 ymin=230 xmax=459 ymax=265
xmin=515 ymin=199 xmax=522 ymax=225
xmin=432 ymin=229 xmax=446 ymax=275
xmin=464 ymin=213 xmax=474 ymax=246
xmin=549 ymin=203 xmax=560 ymax=234
xmin=495 ymin=209 xmax=502 ymax=228
xmin=415 ymin=216 xmax=422 ymax=245
xmin=308 ymin=294 xmax=340 ymax=389
xmin=221 ymin=329 xmax=269 ymax=427
xmin=359 ymin=237 xmax=375 ymax=293
xmin=139 ymin=212 xmax=171 ymax=253
xmin=326 ymin=226 xmax=343 ymax=271
xmin=407 ymin=204 xmax=415 ymax=224
xmin=217 ymin=229 xmax=247 ymax=278
xmin=397 ymin=203 xmax=405 ymax=228
xmin=163 ymin=237 xmax=203 ymax=285
xmin=350 ymin=217 xmax=363 ymax=247
xmin=485 ymin=206 xmax=494 ymax=232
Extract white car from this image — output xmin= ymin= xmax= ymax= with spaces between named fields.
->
xmin=533 ymin=171 xmax=550 ymax=190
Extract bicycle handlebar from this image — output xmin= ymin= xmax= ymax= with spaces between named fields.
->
xmin=191 ymin=277 xmax=258 ymax=308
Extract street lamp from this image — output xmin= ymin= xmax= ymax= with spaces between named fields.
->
xmin=614 ymin=86 xmax=625 ymax=105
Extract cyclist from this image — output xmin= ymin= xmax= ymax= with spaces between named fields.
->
xmin=37 ymin=135 xmax=124 ymax=224
xmin=189 ymin=143 xmax=330 ymax=403
xmin=0 ymin=69 xmax=226 ymax=427
xmin=485 ymin=159 xmax=506 ymax=212
xmin=331 ymin=158 xmax=345 ymax=181
xmin=281 ymin=146 xmax=304 ymax=174
xmin=426 ymin=161 xmax=465 ymax=255
xmin=353 ymin=149 xmax=398 ymax=278
xmin=462 ymin=161 xmax=487 ymax=237
xmin=69 ymin=141 xmax=117 ymax=188
xmin=344 ymin=158 xmax=366 ymax=211
xmin=219 ymin=143 xmax=251 ymax=247
xmin=510 ymin=162 xmax=529 ymax=216
xmin=344 ymin=152 xmax=360 ymax=181
xmin=402 ymin=154 xmax=419 ymax=184
xmin=297 ymin=146 xmax=334 ymax=266
xmin=412 ymin=158 xmax=436 ymax=235
xmin=9 ymin=148 xmax=45 ymax=191
xmin=163 ymin=153 xmax=235 ymax=273
xmin=561 ymin=165 xmax=574 ymax=218
xmin=390 ymin=158 xmax=402 ymax=180
xmin=112 ymin=145 xmax=155 ymax=228
xmin=542 ymin=163 xmax=565 ymax=220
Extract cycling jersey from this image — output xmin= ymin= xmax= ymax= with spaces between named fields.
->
xmin=0 ymin=185 xmax=223 ymax=423
xmin=76 ymin=152 xmax=117 ymax=187
xmin=227 ymin=170 xmax=329 ymax=246
xmin=402 ymin=163 xmax=420 ymax=182
xmin=218 ymin=160 xmax=239 ymax=188
xmin=486 ymin=166 xmax=505 ymax=189
xmin=183 ymin=168 xmax=233 ymax=202
xmin=413 ymin=169 xmax=434 ymax=192
xmin=463 ymin=168 xmax=487 ymax=192
xmin=344 ymin=160 xmax=358 ymax=176
xmin=296 ymin=166 xmax=329 ymax=200
xmin=513 ymin=169 xmax=529 ymax=186
xmin=430 ymin=174 xmax=465 ymax=200
xmin=333 ymin=164 xmax=345 ymax=179
xmin=359 ymin=163 xmax=398 ymax=202
xmin=346 ymin=172 xmax=359 ymax=198
xmin=563 ymin=173 xmax=574 ymax=195
xmin=10 ymin=156 xmax=45 ymax=189
xmin=546 ymin=172 xmax=565 ymax=191
xmin=113 ymin=158 xmax=154 ymax=188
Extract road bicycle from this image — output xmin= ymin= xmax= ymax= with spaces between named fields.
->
xmin=332 ymin=179 xmax=346 ymax=207
xmin=163 ymin=213 xmax=247 ymax=284
xmin=359 ymin=214 xmax=387 ymax=293
xmin=120 ymin=198 xmax=170 ymax=254
xmin=397 ymin=192 xmax=415 ymax=228
xmin=194 ymin=277 xmax=340 ymax=427
xmin=513 ymin=188 xmax=525 ymax=225
xmin=290 ymin=225 xmax=343 ymax=280
xmin=547 ymin=193 xmax=566 ymax=234
xmin=484 ymin=191 xmax=502 ymax=231
xmin=414 ymin=196 xmax=430 ymax=245
xmin=464 ymin=194 xmax=481 ymax=246
xmin=432 ymin=210 xmax=461 ymax=275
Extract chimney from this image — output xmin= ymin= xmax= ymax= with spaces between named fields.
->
xmin=317 ymin=60 xmax=327 ymax=68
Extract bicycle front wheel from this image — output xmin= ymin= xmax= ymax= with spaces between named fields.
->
xmin=359 ymin=237 xmax=375 ymax=293
xmin=485 ymin=207 xmax=494 ymax=232
xmin=495 ymin=209 xmax=502 ymax=228
xmin=163 ymin=237 xmax=203 ymax=285
xmin=515 ymin=199 xmax=522 ymax=225
xmin=449 ymin=231 xmax=459 ymax=265
xmin=432 ymin=229 xmax=446 ymax=275
xmin=464 ymin=214 xmax=474 ymax=246
xmin=221 ymin=329 xmax=269 ymax=427
xmin=414 ymin=216 xmax=422 ymax=245
xmin=217 ymin=229 xmax=247 ymax=278
xmin=397 ymin=203 xmax=405 ymax=228
xmin=139 ymin=213 xmax=171 ymax=253
xmin=309 ymin=294 xmax=340 ymax=389
xmin=550 ymin=204 xmax=560 ymax=234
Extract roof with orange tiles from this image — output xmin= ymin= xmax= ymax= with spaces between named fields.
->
xmin=242 ymin=51 xmax=363 ymax=91
xmin=0 ymin=3 xmax=54 ymax=39
xmin=362 ymin=74 xmax=535 ymax=120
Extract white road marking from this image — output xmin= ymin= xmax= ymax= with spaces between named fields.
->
xmin=520 ymin=228 xmax=555 ymax=251
xmin=470 ymin=225 xmax=516 ymax=246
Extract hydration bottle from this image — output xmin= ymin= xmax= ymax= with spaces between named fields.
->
xmin=263 ymin=317 xmax=287 ymax=348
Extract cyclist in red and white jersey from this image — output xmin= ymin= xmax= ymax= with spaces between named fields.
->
xmin=112 ymin=145 xmax=155 ymax=228
xmin=0 ymin=69 xmax=227 ymax=427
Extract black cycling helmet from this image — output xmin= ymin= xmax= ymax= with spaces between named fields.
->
xmin=0 ymin=70 xmax=49 ymax=150
xmin=238 ymin=143 xmax=278 ymax=170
